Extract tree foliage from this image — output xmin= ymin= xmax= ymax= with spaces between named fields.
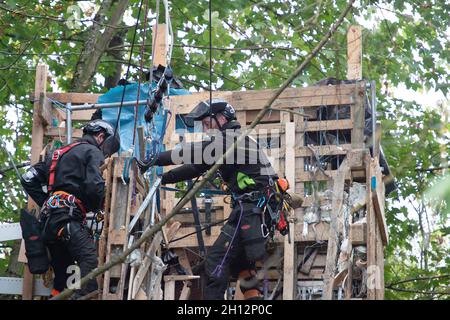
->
xmin=0 ymin=0 xmax=448 ymax=299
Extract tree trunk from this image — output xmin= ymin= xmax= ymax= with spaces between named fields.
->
xmin=105 ymin=28 xmax=127 ymax=89
xmin=70 ymin=0 xmax=130 ymax=92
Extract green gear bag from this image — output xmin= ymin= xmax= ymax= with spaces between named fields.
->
xmin=237 ymin=172 xmax=256 ymax=190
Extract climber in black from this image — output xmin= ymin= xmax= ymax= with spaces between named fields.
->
xmin=153 ymin=99 xmax=282 ymax=300
xmin=21 ymin=119 xmax=120 ymax=298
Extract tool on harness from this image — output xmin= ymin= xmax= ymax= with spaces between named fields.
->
xmin=45 ymin=191 xmax=87 ymax=217
xmin=86 ymin=210 xmax=105 ymax=241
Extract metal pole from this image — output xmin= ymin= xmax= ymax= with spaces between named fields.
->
xmin=128 ymin=177 xmax=161 ymax=233
xmin=371 ymin=80 xmax=376 ymax=157
xmin=69 ymin=99 xmax=149 ymax=111
xmin=66 ymin=102 xmax=72 ymax=144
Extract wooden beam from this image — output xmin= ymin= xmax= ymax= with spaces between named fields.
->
xmin=22 ymin=63 xmax=49 ymax=300
xmin=152 ymin=24 xmax=168 ymax=67
xmin=131 ymin=232 xmax=163 ymax=299
xmin=351 ymin=83 xmax=366 ymax=149
xmin=163 ymin=275 xmax=200 ymax=281
xmin=349 ymin=222 xmax=367 ymax=245
xmin=164 ymin=280 xmax=175 ymax=300
xmin=179 ymin=282 xmax=191 ymax=300
xmin=347 ymin=25 xmax=362 ymax=80
xmin=366 ymin=154 xmax=377 ymax=300
xmin=283 ymin=121 xmax=296 ymax=300
xmin=323 ymin=158 xmax=349 ymax=299
xmin=299 ymin=248 xmax=319 ymax=275
xmin=46 ymin=92 xmax=101 ymax=104
xmin=371 ymin=161 xmax=389 ymax=245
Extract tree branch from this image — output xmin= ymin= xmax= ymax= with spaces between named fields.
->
xmin=386 ymin=274 xmax=450 ymax=287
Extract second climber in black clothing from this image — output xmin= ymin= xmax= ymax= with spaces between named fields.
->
xmin=21 ymin=119 xmax=120 ymax=298
xmin=154 ymin=99 xmax=281 ymax=300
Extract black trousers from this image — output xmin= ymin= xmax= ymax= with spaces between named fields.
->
xmin=42 ymin=208 xmax=98 ymax=297
xmin=204 ymin=201 xmax=268 ymax=300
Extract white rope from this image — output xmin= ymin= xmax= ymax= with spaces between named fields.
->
xmin=162 ymin=0 xmax=174 ymax=66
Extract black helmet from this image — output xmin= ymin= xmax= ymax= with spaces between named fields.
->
xmin=83 ymin=119 xmax=120 ymax=157
xmin=183 ymin=99 xmax=236 ymax=128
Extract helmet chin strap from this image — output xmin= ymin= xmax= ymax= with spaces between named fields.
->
xmin=212 ymin=114 xmax=223 ymax=131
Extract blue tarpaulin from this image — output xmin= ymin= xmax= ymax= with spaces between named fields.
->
xmin=98 ymin=82 xmax=190 ymax=158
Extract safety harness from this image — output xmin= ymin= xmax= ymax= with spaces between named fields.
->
xmin=211 ymin=177 xmax=291 ymax=278
xmin=45 ymin=142 xmax=88 ymax=214
xmin=42 ymin=142 xmax=105 ymax=242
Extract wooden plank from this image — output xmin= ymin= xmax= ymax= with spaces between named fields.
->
xmin=349 ymin=222 xmax=367 ymax=245
xmin=233 ymin=95 xmax=353 ymax=111
xmin=366 ymin=154 xmax=376 ymax=300
xmin=323 ymin=158 xmax=349 ymax=300
xmin=174 ymin=249 xmax=193 ymax=275
xmin=179 ymin=282 xmax=191 ymax=300
xmin=45 ymin=128 xmax=83 ymax=139
xmin=164 ymin=280 xmax=175 ymax=300
xmin=371 ymin=161 xmax=389 ymax=245
xmin=152 ymin=24 xmax=168 ymax=67
xmin=296 ymin=144 xmax=352 ymax=157
xmin=347 ymin=25 xmax=362 ymax=80
xmin=169 ymin=85 xmax=356 ymax=115
xmin=232 ymin=84 xmax=356 ymax=101
xmin=131 ymin=232 xmax=163 ymax=299
xmin=22 ymin=63 xmax=49 ymax=300
xmin=351 ymin=83 xmax=366 ymax=148
xmin=46 ymin=92 xmax=101 ymax=104
xmin=163 ymin=275 xmax=200 ymax=281
xmin=376 ymin=222 xmax=385 ymax=300
xmin=301 ymin=119 xmax=353 ymax=132
xmin=38 ymin=92 xmax=52 ymax=126
xmin=283 ymin=121 xmax=296 ymax=300
xmin=299 ymin=248 xmax=319 ymax=275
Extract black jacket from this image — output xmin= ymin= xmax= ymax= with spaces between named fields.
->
xmin=155 ymin=121 xmax=277 ymax=194
xmin=21 ymin=135 xmax=106 ymax=211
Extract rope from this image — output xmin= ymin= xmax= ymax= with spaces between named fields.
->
xmin=132 ymin=0 xmax=152 ymax=148
xmin=113 ymin=0 xmax=146 ymax=138
xmin=209 ymin=0 xmax=212 ymax=106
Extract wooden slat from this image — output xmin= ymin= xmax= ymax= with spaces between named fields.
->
xmin=45 ymin=128 xmax=83 ymax=139
xmin=302 ymin=119 xmax=353 ymax=131
xmin=234 ymin=95 xmax=353 ymax=110
xmin=163 ymin=275 xmax=200 ymax=281
xmin=323 ymin=158 xmax=349 ymax=299
xmin=152 ymin=24 xmax=167 ymax=67
xmin=46 ymin=92 xmax=101 ymax=104
xmin=164 ymin=280 xmax=175 ymax=300
xmin=347 ymin=25 xmax=363 ymax=80
xmin=371 ymin=161 xmax=389 ymax=245
xmin=131 ymin=232 xmax=163 ymax=299
xmin=283 ymin=121 xmax=297 ymax=300
xmin=22 ymin=63 xmax=49 ymax=300
xmin=232 ymin=84 xmax=357 ymax=101
xmin=366 ymin=154 xmax=377 ymax=300
xmin=351 ymin=83 xmax=366 ymax=148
